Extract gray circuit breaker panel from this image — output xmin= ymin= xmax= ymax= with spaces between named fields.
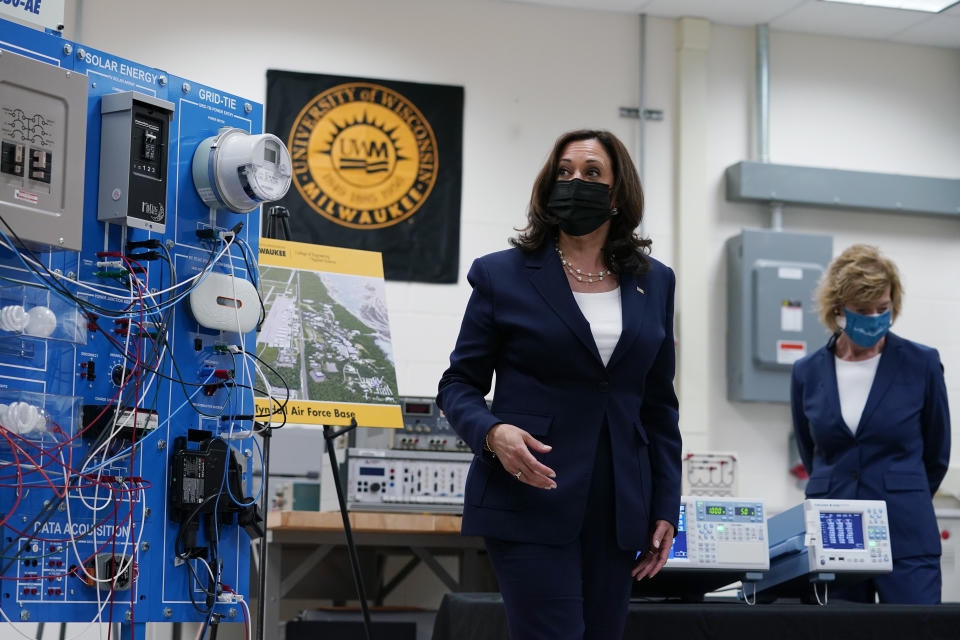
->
xmin=727 ymin=228 xmax=833 ymax=403
xmin=0 ymin=48 xmax=88 ymax=250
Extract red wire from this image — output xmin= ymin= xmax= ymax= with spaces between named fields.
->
xmin=0 ymin=427 xmax=69 ymax=499
xmin=106 ymin=493 xmax=117 ymax=640
xmin=224 ymin=586 xmax=250 ymax=640
xmin=0 ymin=486 xmax=138 ymax=581
xmin=0 ymin=428 xmax=23 ymax=530
xmin=0 ymin=384 xmax=127 ymax=487
xmin=0 ymin=259 xmax=156 ymax=617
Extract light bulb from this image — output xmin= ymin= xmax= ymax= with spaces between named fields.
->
xmin=25 ymin=306 xmax=57 ymax=338
xmin=0 ymin=305 xmax=28 ymax=332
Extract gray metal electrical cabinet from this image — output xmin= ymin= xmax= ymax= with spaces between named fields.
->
xmin=727 ymin=229 xmax=833 ymax=403
xmin=0 ymin=48 xmax=88 ymax=250
xmin=98 ymin=91 xmax=174 ymax=233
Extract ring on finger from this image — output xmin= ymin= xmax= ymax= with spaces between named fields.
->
xmin=513 ymin=470 xmax=522 ymax=480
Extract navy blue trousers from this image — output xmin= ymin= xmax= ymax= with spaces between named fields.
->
xmin=484 ymin=426 xmax=636 ymax=640
xmin=833 ymin=554 xmax=942 ymax=604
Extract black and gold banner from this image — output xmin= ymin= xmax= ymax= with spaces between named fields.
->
xmin=266 ymin=70 xmax=463 ymax=283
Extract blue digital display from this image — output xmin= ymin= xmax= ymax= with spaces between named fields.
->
xmin=820 ymin=512 xmax=864 ymax=550
xmin=670 ymin=504 xmax=687 ymax=559
xmin=635 ymin=503 xmax=686 ymax=560
xmin=359 ymin=467 xmax=385 ymax=476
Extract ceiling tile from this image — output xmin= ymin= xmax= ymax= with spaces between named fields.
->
xmin=503 ymin=0 xmax=960 ymax=48
xmin=642 ymin=0 xmax=811 ymax=26
xmin=770 ymin=1 xmax=930 ymax=38
xmin=503 ymin=0 xmax=652 ymax=12
xmin=890 ymin=14 xmax=960 ymax=46
xmin=941 ymin=0 xmax=960 ymax=15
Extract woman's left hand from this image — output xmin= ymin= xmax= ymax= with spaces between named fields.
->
xmin=631 ymin=520 xmax=675 ymax=581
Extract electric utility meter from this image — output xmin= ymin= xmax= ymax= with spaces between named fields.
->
xmin=192 ymin=127 xmax=291 ymax=213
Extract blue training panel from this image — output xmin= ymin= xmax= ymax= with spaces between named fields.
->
xmin=0 ymin=19 xmax=262 ymax=626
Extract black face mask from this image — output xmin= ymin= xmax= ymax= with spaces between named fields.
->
xmin=547 ymin=178 xmax=616 ymax=236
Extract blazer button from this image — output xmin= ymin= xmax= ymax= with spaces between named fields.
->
xmin=599 ymin=381 xmax=610 ymax=392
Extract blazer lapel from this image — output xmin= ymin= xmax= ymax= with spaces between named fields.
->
xmin=526 ymin=242 xmax=603 ymax=365
xmin=855 ymin=333 xmax=903 ymax=436
xmin=821 ymin=344 xmax=849 ymax=437
xmin=606 ymin=269 xmax=648 ymax=370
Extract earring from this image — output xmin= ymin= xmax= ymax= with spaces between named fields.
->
xmin=611 ymin=208 xmax=619 ymax=215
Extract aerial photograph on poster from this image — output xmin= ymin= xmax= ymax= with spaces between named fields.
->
xmin=255 ymin=238 xmax=402 ymax=427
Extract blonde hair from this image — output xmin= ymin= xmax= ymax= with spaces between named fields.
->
xmin=816 ymin=244 xmax=903 ymax=334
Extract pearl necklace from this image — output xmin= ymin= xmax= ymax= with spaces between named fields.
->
xmin=556 ymin=246 xmax=611 ymax=283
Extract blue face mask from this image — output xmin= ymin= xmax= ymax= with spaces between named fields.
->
xmin=840 ymin=308 xmax=891 ymax=348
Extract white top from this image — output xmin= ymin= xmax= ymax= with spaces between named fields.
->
xmin=835 ymin=353 xmax=881 ymax=434
xmin=572 ymin=287 xmax=622 ymax=367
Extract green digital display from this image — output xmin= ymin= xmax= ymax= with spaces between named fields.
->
xmin=706 ymin=506 xmax=727 ymax=516
xmin=736 ymin=507 xmax=756 ymax=517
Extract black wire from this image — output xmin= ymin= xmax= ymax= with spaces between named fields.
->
xmin=0 ymin=212 xmax=135 ymax=319
xmin=77 ymin=240 xmax=222 ymax=318
xmin=0 ymin=212 xmax=224 ymax=319
xmin=245 ymin=351 xmax=291 ymax=430
xmin=96 ymin=323 xmax=237 ymax=419
xmin=0 ymin=324 xmax=161 ymax=571
xmin=99 ymin=331 xmax=287 ymax=425
xmin=0 ymin=370 xmax=154 ymax=577
xmin=0 ymin=236 xmax=170 ymax=573
xmin=0 ymin=222 xmax=262 ymax=587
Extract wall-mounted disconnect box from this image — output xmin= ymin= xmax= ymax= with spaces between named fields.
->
xmin=726 ymin=228 xmax=833 ymax=403
xmin=98 ymin=91 xmax=174 ymax=233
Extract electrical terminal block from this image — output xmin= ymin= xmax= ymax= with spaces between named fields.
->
xmin=219 ymin=222 xmax=244 ymax=244
xmin=127 ymin=250 xmax=161 ymax=261
xmin=199 ymin=364 xmax=234 ymax=381
xmin=126 ymin=238 xmax=162 ymax=250
xmin=94 ymin=269 xmax=130 ymax=279
xmin=81 ymin=553 xmax=136 ymax=591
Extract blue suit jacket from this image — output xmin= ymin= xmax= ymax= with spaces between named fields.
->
xmin=437 ymin=242 xmax=681 ymax=549
xmin=791 ymin=332 xmax=951 ymax=559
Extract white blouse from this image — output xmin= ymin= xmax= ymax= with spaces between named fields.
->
xmin=572 ymin=287 xmax=622 ymax=367
xmin=835 ymin=353 xmax=881 ymax=434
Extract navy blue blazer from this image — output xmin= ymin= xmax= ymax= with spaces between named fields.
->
xmin=437 ymin=241 xmax=681 ymax=550
xmin=791 ymin=332 xmax=951 ymax=559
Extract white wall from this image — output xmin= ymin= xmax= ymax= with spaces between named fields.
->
xmin=74 ymin=0 xmax=648 ymax=403
xmin=70 ymin=0 xmax=960 ymax=519
xmin=705 ymin=25 xmax=960 ymax=511
xmin=24 ymin=0 xmax=956 ymax=626
xmin=67 ymin=0 xmax=648 ymax=621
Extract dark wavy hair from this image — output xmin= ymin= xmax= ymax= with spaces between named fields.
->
xmin=510 ymin=129 xmax=651 ymax=275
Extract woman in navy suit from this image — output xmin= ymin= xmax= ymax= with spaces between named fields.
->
xmin=791 ymin=244 xmax=950 ymax=604
xmin=438 ymin=130 xmax=681 ymax=639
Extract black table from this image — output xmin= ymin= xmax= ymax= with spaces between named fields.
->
xmin=432 ymin=592 xmax=960 ymax=640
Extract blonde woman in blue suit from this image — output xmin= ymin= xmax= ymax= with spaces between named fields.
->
xmin=791 ymin=244 xmax=950 ymax=604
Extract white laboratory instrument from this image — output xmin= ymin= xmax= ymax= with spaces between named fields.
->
xmin=633 ymin=496 xmax=768 ymax=601
xmin=753 ymin=499 xmax=892 ymax=601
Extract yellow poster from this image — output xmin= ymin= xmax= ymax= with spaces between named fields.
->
xmin=254 ymin=237 xmax=402 ymax=428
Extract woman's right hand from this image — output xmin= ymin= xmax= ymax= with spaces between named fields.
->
xmin=487 ymin=423 xmax=557 ymax=489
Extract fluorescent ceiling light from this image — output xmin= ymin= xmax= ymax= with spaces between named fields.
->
xmin=821 ymin=0 xmax=959 ymax=12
